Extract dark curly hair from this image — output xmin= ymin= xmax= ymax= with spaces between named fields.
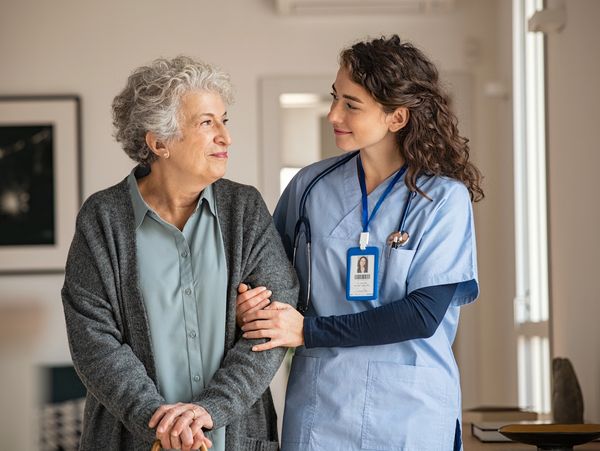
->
xmin=340 ymin=35 xmax=484 ymax=202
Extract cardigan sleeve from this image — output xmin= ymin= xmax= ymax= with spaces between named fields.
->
xmin=61 ymin=204 xmax=163 ymax=444
xmin=193 ymin=185 xmax=299 ymax=429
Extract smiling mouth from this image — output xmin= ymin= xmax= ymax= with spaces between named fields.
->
xmin=210 ymin=152 xmax=229 ymax=158
xmin=334 ymin=128 xmax=352 ymax=135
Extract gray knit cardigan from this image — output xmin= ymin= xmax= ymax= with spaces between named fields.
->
xmin=61 ymin=175 xmax=299 ymax=451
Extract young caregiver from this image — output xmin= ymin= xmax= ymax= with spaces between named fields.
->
xmin=237 ymin=35 xmax=483 ymax=450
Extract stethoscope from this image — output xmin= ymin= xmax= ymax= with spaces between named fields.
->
xmin=292 ymin=151 xmax=417 ymax=312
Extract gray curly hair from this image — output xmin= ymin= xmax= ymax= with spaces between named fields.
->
xmin=112 ymin=56 xmax=234 ymax=165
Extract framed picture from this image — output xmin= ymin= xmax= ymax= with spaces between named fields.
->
xmin=0 ymin=95 xmax=82 ymax=274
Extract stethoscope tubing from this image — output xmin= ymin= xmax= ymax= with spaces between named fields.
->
xmin=292 ymin=150 xmax=415 ymax=312
xmin=298 ymin=151 xmax=360 ymax=221
xmin=398 ymin=191 xmax=417 ymax=233
xmin=293 ymin=151 xmax=359 ymax=264
xmin=293 ymin=151 xmax=359 ymax=312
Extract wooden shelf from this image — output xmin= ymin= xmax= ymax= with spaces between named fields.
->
xmin=463 ymin=423 xmax=600 ymax=450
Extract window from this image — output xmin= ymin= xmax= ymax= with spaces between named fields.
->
xmin=512 ymin=0 xmax=551 ymax=414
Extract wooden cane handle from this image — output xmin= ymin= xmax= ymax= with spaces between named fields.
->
xmin=151 ymin=439 xmax=208 ymax=451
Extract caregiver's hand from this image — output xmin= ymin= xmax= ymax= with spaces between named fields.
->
xmin=236 ymin=283 xmax=271 ymax=328
xmin=241 ymin=301 xmax=304 ymax=351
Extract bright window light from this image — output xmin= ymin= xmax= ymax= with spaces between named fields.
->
xmin=279 ymin=93 xmax=323 ymax=108
xmin=280 ymin=167 xmax=301 ymax=194
xmin=513 ymin=0 xmax=551 ymax=414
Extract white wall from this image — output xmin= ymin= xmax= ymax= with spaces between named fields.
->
xmin=470 ymin=0 xmax=518 ymax=408
xmin=0 ymin=0 xmax=518 ymax=447
xmin=546 ymin=0 xmax=600 ymax=423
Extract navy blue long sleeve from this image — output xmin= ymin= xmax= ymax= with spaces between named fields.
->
xmin=303 ymin=283 xmax=458 ymax=348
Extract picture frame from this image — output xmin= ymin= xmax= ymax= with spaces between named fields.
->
xmin=0 ymin=95 xmax=82 ymax=274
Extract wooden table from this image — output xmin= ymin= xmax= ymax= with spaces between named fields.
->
xmin=463 ymin=424 xmax=600 ymax=450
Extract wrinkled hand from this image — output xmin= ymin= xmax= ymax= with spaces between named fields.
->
xmin=236 ymin=283 xmax=272 ymax=328
xmin=149 ymin=403 xmax=213 ymax=450
xmin=241 ymin=301 xmax=304 ymax=351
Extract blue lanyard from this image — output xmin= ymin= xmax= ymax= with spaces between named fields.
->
xmin=357 ymin=156 xmax=407 ymax=234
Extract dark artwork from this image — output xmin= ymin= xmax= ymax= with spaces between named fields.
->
xmin=0 ymin=125 xmax=55 ymax=245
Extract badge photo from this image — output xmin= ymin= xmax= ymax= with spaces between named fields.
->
xmin=346 ymin=246 xmax=379 ymax=301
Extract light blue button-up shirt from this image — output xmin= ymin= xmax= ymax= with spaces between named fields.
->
xmin=128 ymin=168 xmax=226 ymax=450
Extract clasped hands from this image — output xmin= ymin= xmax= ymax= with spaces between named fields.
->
xmin=149 ymin=402 xmax=213 ymax=450
xmin=236 ymin=283 xmax=304 ymax=350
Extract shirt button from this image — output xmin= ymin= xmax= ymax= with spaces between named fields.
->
xmin=184 ymin=288 xmax=192 ymax=296
xmin=193 ymin=375 xmax=200 ymax=382
xmin=181 ymin=250 xmax=188 ymax=258
xmin=188 ymin=330 xmax=196 ymax=339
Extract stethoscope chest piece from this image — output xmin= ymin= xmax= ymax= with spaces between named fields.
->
xmin=387 ymin=231 xmax=410 ymax=249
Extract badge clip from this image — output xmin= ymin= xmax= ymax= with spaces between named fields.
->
xmin=359 ymin=232 xmax=369 ymax=250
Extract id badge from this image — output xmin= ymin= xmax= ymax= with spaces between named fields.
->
xmin=346 ymin=246 xmax=379 ymax=301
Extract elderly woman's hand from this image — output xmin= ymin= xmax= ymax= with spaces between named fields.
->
xmin=241 ymin=301 xmax=305 ymax=351
xmin=149 ymin=403 xmax=213 ymax=450
xmin=236 ymin=283 xmax=272 ymax=328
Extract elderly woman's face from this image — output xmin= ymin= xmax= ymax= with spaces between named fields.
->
xmin=165 ymin=90 xmax=231 ymax=185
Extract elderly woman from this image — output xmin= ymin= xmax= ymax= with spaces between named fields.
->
xmin=61 ymin=56 xmax=298 ymax=451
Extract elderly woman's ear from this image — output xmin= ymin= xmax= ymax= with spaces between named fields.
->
xmin=145 ymin=131 xmax=169 ymax=159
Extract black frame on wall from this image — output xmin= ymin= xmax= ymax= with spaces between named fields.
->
xmin=0 ymin=95 xmax=82 ymax=275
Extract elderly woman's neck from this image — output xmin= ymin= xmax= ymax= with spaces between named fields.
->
xmin=137 ymin=165 xmax=209 ymax=231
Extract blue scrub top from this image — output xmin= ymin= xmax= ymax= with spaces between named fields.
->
xmin=274 ymin=154 xmax=479 ymax=451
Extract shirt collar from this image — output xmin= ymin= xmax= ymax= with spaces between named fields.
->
xmin=127 ymin=167 xmax=150 ymax=229
xmin=199 ymin=181 xmax=218 ymax=218
xmin=127 ymin=166 xmax=218 ymax=230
